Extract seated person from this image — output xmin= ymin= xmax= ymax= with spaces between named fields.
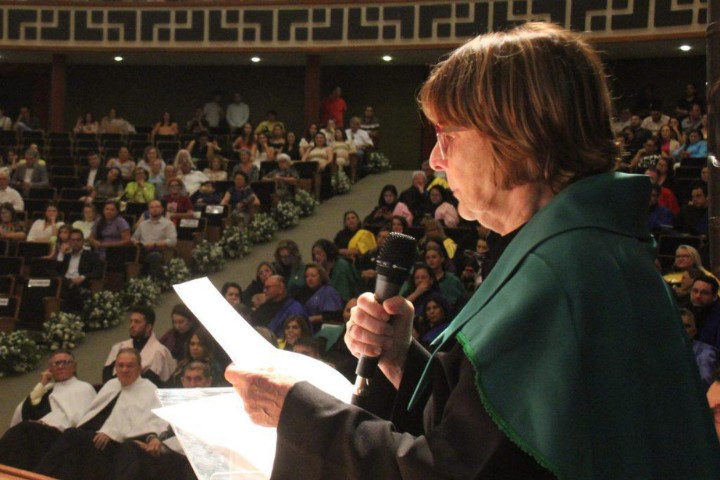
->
xmin=158 ymin=303 xmax=198 ymax=361
xmin=277 ymin=315 xmax=312 ymax=351
xmin=680 ymin=308 xmax=718 ymax=390
xmin=415 ymin=294 xmax=453 ymax=348
xmin=399 ymin=262 xmax=440 ymax=318
xmin=55 ymin=228 xmax=104 ymax=312
xmin=35 ymin=348 xmax=167 ymax=480
xmin=123 ymin=167 xmax=156 ymax=204
xmin=166 ymin=328 xmax=227 ymax=388
xmin=136 ymin=146 xmax=166 ymax=175
xmin=203 ymin=155 xmax=228 ymax=182
xmin=0 ymin=170 xmax=24 ymax=212
xmin=676 ymin=182 xmax=709 ymax=237
xmin=333 ymin=210 xmax=376 ymax=261
xmin=0 ymin=350 xmax=96 ymax=471
xmin=114 ymin=362 xmax=211 ymax=480
xmin=175 ymin=149 xmax=210 ymax=195
xmin=221 ymin=171 xmax=260 ymax=220
xmin=252 ymin=274 xmax=307 ymax=336
xmin=71 ymin=204 xmax=98 ymax=242
xmin=190 ymin=180 xmax=222 ymax=209
xmin=364 ymin=184 xmax=398 ymax=226
xmin=105 ymin=146 xmax=136 ymax=181
xmin=397 ymin=171 xmax=430 ymax=225
xmin=230 ymin=147 xmax=260 ymax=182
xmin=644 ymin=168 xmax=679 ymax=215
xmin=87 ymin=167 xmax=124 ymax=203
xmin=332 ymin=128 xmax=356 ymax=171
xmin=103 ymin=306 xmax=176 ymax=386
xmin=692 ymin=275 xmax=720 ymax=350
xmin=88 ymin=200 xmax=131 ymax=260
xmin=293 ymin=263 xmax=344 ymax=332
xmin=356 ymin=227 xmax=390 ymax=292
xmin=27 ymin=202 xmax=64 ymax=243
xmin=647 ymin=183 xmax=674 ymax=234
xmin=11 ymin=148 xmax=49 ymax=190
xmin=427 ymin=185 xmax=459 ymax=228
xmin=263 ymin=153 xmax=299 ymax=201
xmin=424 ymin=243 xmax=467 ymax=308
xmin=162 ymin=177 xmax=194 ymax=223
xmin=243 ymin=261 xmax=277 ymax=309
xmin=663 ymin=244 xmax=715 ymax=288
xmin=131 ymin=200 xmax=177 ymax=279
xmin=0 ymin=202 xmax=27 ymax=241
xmin=311 ymin=239 xmax=363 ymax=302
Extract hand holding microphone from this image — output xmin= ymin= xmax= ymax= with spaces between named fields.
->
xmin=347 ymin=232 xmax=417 ymax=405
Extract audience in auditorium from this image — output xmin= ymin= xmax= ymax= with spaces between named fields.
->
xmin=0 ymin=202 xmax=27 ymax=241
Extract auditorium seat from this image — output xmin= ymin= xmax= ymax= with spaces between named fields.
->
xmin=16 ymin=276 xmax=61 ymax=330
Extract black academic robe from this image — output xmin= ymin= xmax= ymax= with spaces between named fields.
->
xmin=271 ymin=341 xmax=556 ymax=479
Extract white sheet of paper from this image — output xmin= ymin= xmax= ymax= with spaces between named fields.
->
xmin=153 ymin=277 xmax=353 ymax=479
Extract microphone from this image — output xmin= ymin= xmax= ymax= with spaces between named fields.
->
xmin=352 ymin=232 xmax=417 ymax=406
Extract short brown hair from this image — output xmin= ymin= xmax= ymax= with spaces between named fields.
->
xmin=419 ymin=22 xmax=616 ymax=192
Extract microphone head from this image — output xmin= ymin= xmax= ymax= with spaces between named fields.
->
xmin=376 ymin=232 xmax=417 ymax=282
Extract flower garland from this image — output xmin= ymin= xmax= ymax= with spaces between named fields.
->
xmin=293 ymin=189 xmax=318 ymax=217
xmin=192 ymin=239 xmax=226 ymax=274
xmin=41 ymin=312 xmax=85 ymax=351
xmin=219 ymin=225 xmax=252 ymax=259
xmin=124 ymin=277 xmax=161 ymax=307
xmin=161 ymin=258 xmax=191 ymax=290
xmin=83 ymin=290 xmax=124 ymax=330
xmin=272 ymin=201 xmax=301 ymax=230
xmin=247 ymin=212 xmax=279 ymax=244
xmin=0 ymin=330 xmax=41 ymax=377
xmin=367 ymin=152 xmax=392 ymax=173
xmin=331 ymin=169 xmax=351 ymax=194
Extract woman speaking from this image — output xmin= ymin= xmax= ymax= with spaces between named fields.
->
xmin=226 ymin=23 xmax=720 ymax=479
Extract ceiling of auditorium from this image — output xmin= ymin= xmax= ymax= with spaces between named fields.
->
xmin=0 ymin=37 xmax=706 ymax=66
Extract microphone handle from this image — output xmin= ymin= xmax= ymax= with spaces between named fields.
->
xmin=352 ymin=274 xmax=402 ymax=405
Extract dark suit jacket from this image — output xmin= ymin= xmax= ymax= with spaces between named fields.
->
xmin=11 ymin=163 xmax=49 ymax=187
xmin=55 ymin=249 xmax=104 ymax=286
xmin=80 ymin=165 xmax=107 ymax=189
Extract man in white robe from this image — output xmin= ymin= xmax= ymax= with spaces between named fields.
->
xmin=103 ymin=305 xmax=176 ymax=385
xmin=35 ymin=348 xmax=168 ymax=480
xmin=114 ymin=361 xmax=214 ymax=479
xmin=0 ymin=350 xmax=96 ymax=471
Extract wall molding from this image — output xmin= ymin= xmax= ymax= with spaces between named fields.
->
xmin=0 ymin=0 xmax=707 ymax=51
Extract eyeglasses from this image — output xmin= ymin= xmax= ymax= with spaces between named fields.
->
xmin=675 ymin=254 xmax=692 ymax=259
xmin=49 ymin=360 xmax=73 ymax=367
xmin=263 ymin=284 xmax=282 ymax=290
xmin=435 ymin=123 xmax=469 ymax=160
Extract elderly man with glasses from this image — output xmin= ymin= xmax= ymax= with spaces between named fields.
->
xmin=0 ymin=349 xmax=96 ymax=471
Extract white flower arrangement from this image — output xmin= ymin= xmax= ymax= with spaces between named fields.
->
xmin=83 ymin=290 xmax=124 ymax=330
xmin=247 ymin=213 xmax=279 ymax=244
xmin=192 ymin=240 xmax=226 ymax=274
xmin=331 ymin=169 xmax=351 ymax=194
xmin=219 ymin=225 xmax=252 ymax=259
xmin=161 ymin=258 xmax=191 ymax=290
xmin=0 ymin=330 xmax=41 ymax=377
xmin=272 ymin=201 xmax=301 ymax=230
xmin=367 ymin=152 xmax=392 ymax=173
xmin=41 ymin=312 xmax=85 ymax=351
xmin=123 ymin=277 xmax=161 ymax=307
xmin=293 ymin=189 xmax=318 ymax=217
